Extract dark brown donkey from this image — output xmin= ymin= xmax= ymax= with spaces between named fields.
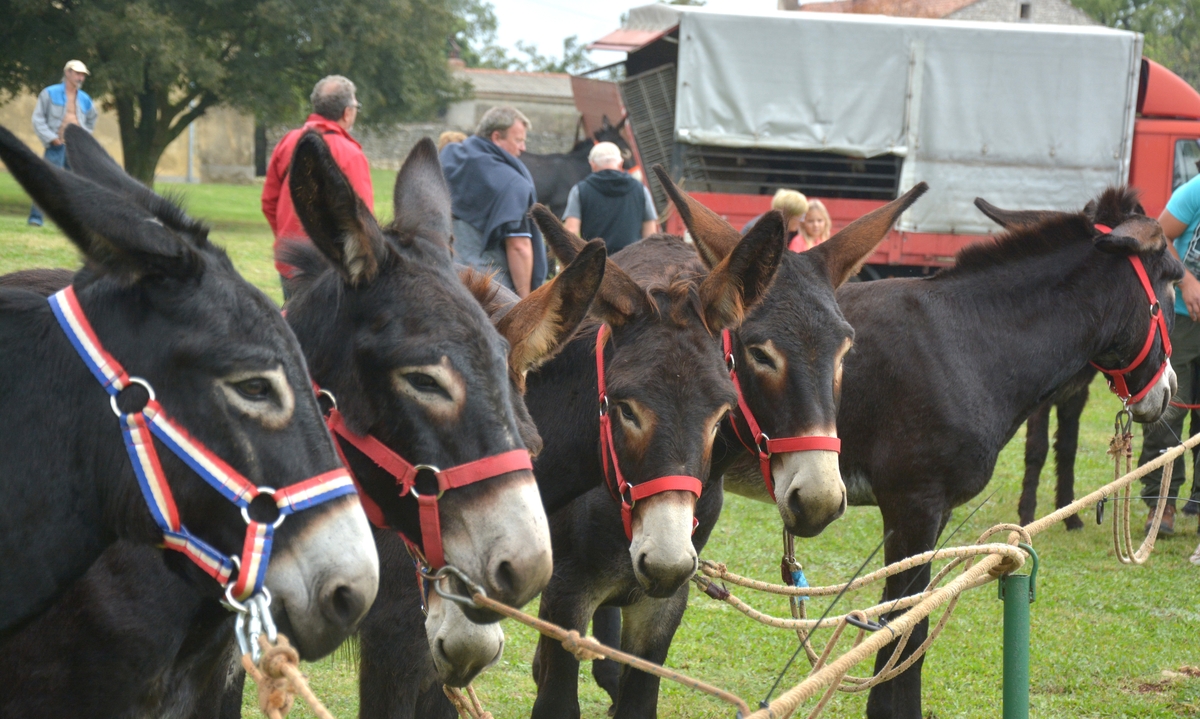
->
xmin=522 ymin=205 xmax=784 ymax=719
xmin=821 ymin=188 xmax=1180 ymax=719
xmin=590 ymin=171 xmax=930 ymax=709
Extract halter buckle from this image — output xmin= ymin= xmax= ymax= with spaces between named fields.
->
xmin=409 ymin=465 xmax=444 ymax=499
xmin=240 ymin=486 xmax=287 ymax=528
xmin=110 ymin=376 xmax=156 ymax=417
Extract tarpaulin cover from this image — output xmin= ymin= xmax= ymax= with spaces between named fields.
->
xmin=671 ymin=9 xmax=1142 ymax=234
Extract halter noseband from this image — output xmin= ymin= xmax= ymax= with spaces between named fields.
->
xmin=321 ymin=395 xmax=532 ymax=570
xmin=1088 ymin=225 xmax=1172 ymax=406
xmin=50 ymin=286 xmax=356 ymax=606
xmin=721 ymin=329 xmax=842 ymax=498
xmin=596 ymin=324 xmax=703 ymax=541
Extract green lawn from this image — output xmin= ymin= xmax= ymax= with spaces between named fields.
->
xmin=3 ymin=170 xmax=1199 ymax=718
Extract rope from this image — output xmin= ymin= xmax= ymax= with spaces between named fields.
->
xmin=241 ymin=634 xmax=336 ymax=719
xmin=444 ymin=685 xmax=494 ymax=719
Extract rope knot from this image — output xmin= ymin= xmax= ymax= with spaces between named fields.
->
xmin=562 ymin=630 xmax=605 ymax=662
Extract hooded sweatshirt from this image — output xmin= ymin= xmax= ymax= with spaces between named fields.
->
xmin=576 ymin=169 xmax=647 ymax=253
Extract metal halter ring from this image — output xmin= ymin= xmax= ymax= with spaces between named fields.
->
xmin=757 ymin=433 xmax=772 ymax=457
xmin=725 ymin=351 xmax=736 ymax=373
xmin=408 ymin=465 xmax=444 ymax=499
xmin=241 ymin=486 xmax=287 ymax=528
xmin=418 ymin=564 xmax=486 ymax=609
xmin=317 ymin=388 xmax=338 ymax=412
xmin=599 ymin=395 xmax=610 ymax=417
xmin=110 ymin=376 xmax=156 ymax=417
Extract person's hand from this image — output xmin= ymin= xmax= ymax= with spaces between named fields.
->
xmin=50 ymin=138 xmax=63 ymax=147
xmin=1181 ymin=272 xmax=1200 ymax=320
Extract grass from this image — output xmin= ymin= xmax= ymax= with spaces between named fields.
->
xmin=3 ymin=170 xmax=1199 ymax=718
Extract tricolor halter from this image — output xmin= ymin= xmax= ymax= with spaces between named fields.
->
xmin=721 ymin=329 xmax=842 ymax=498
xmin=595 ymin=324 xmax=703 ymax=541
xmin=320 ymin=392 xmax=532 ymax=570
xmin=1088 ymin=225 xmax=1171 ymax=406
xmin=49 ymin=286 xmax=356 ymax=606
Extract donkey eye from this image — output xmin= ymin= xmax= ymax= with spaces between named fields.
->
xmin=749 ymin=346 xmax=776 ymax=370
xmin=618 ymin=402 xmax=639 ymax=425
xmin=234 ymin=378 xmax=272 ymax=400
xmin=404 ymin=372 xmax=449 ymax=398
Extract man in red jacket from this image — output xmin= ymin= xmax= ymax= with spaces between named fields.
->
xmin=262 ymin=75 xmax=373 ymax=289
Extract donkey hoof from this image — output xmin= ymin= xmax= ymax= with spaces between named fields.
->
xmin=1064 ymin=514 xmax=1084 ymax=531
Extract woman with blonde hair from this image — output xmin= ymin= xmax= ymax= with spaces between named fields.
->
xmin=742 ymin=188 xmax=809 ymax=248
xmin=797 ymin=198 xmax=832 ymax=251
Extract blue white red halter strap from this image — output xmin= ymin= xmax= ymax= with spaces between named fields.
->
xmin=596 ymin=324 xmax=703 ymax=541
xmin=721 ymin=328 xmax=841 ymax=498
xmin=1087 ymin=224 xmax=1172 ymax=406
xmin=49 ymin=286 xmax=356 ymax=604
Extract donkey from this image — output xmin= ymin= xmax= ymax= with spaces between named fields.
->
xmin=589 ymin=170 xmax=930 ymax=709
xmin=523 ymin=204 xmax=784 ymax=719
xmin=520 ymin=116 xmax=636 ymax=218
xmin=826 ymin=188 xmax=1180 ymax=719
xmin=354 ymin=257 xmax=608 ymax=718
xmin=0 ymin=124 xmax=378 ymax=653
xmin=0 ymin=135 xmax=605 ymax=718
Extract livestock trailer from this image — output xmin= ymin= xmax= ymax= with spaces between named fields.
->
xmin=578 ymin=6 xmax=1200 ymax=274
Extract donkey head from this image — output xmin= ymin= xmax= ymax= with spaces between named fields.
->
xmin=284 ymin=134 xmax=562 ymax=617
xmin=595 ymin=115 xmax=636 ymax=170
xmin=3 ymin=123 xmax=379 ymax=659
xmin=428 ymin=245 xmax=607 ymax=685
xmin=975 ymin=189 xmax=1181 ymax=422
xmin=534 ymin=204 xmax=782 ymax=597
xmin=656 ymin=166 xmax=928 ymax=536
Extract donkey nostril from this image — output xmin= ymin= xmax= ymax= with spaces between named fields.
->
xmin=437 ymin=637 xmax=447 ymax=660
xmin=637 ymin=552 xmax=650 ymax=577
xmin=325 ymin=584 xmax=364 ymax=629
xmin=492 ymin=561 xmax=517 ymax=597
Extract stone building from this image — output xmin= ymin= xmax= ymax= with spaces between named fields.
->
xmin=0 ymin=93 xmax=256 ymax=183
xmin=355 ymin=65 xmax=580 ymax=170
xmin=787 ymin=0 xmax=1096 ymax=25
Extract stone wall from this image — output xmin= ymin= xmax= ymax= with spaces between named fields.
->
xmin=948 ymin=0 xmax=1096 ymax=24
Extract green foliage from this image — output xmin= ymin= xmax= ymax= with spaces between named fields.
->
xmin=1074 ymin=0 xmax=1200 ymax=87
xmin=451 ymin=0 xmax=595 ymax=74
xmin=0 ymin=0 xmax=467 ymax=183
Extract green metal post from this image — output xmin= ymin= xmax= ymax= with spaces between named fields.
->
xmin=998 ymin=543 xmax=1037 ymax=719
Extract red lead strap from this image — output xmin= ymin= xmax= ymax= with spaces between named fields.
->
xmin=595 ymin=325 xmax=703 ymax=541
xmin=322 ymin=402 xmax=532 ymax=569
xmin=1088 ymin=230 xmax=1171 ymax=406
xmin=721 ymin=329 xmax=841 ymax=498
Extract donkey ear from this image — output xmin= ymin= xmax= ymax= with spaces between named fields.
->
xmin=698 ymin=210 xmax=785 ymax=331
xmin=63 ymin=125 xmax=204 ymax=238
xmin=652 ymin=165 xmax=741 ymax=269
xmin=392 ymin=137 xmax=452 ymax=242
xmin=1095 ymin=216 xmax=1167 ymax=254
xmin=601 ymin=115 xmax=613 ymax=131
xmin=810 ymin=182 xmax=929 ymax=288
xmin=0 ymin=125 xmax=200 ymax=280
xmin=531 ymin=203 xmax=649 ymax=326
xmin=289 ymin=131 xmax=387 ymax=285
xmin=615 ymin=115 xmax=627 ymax=131
xmin=973 ymin=198 xmax=1067 ymax=229
xmin=498 ymin=239 xmax=607 ymax=383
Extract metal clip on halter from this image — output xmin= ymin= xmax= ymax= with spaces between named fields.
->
xmin=419 ymin=564 xmax=487 ymax=610
xmin=230 ymin=588 xmax=278 ymax=662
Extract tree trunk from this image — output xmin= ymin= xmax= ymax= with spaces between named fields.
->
xmin=113 ymin=84 xmax=213 ymax=186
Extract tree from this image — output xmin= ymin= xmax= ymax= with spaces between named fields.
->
xmin=1074 ymin=0 xmax=1200 ymax=88
xmin=0 ymin=0 xmax=468 ymax=183
xmin=451 ymin=0 xmax=597 ymax=74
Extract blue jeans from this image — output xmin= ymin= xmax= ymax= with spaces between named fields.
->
xmin=28 ymin=143 xmax=68 ymax=225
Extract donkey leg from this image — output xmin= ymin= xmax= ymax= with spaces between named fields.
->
xmin=610 ymin=587 xmax=690 ymax=719
xmin=591 ymin=605 xmax=623 ymax=708
xmin=866 ymin=498 xmax=943 ymax=719
xmin=1054 ymin=385 xmax=1089 ymax=531
xmin=1018 ymin=401 xmax=1051 ymax=526
xmin=358 ymin=531 xmax=440 ymax=719
xmin=531 ymin=577 xmax=598 ymax=719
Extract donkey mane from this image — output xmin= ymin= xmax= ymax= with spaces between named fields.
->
xmin=281 ymin=241 xmax=341 ymax=298
xmin=937 ymin=187 xmax=1142 ymax=280
xmin=459 ymin=266 xmax=505 ymax=318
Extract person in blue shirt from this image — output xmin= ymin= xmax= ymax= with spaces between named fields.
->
xmin=28 ymin=60 xmax=97 ymax=226
xmin=1137 ymin=173 xmax=1200 ymax=535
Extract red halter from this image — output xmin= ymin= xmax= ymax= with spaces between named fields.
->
xmin=1088 ymin=225 xmax=1172 ymax=406
xmin=321 ymin=398 xmax=532 ymax=569
xmin=595 ymin=324 xmax=703 ymax=541
xmin=721 ymin=329 xmax=842 ymax=498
